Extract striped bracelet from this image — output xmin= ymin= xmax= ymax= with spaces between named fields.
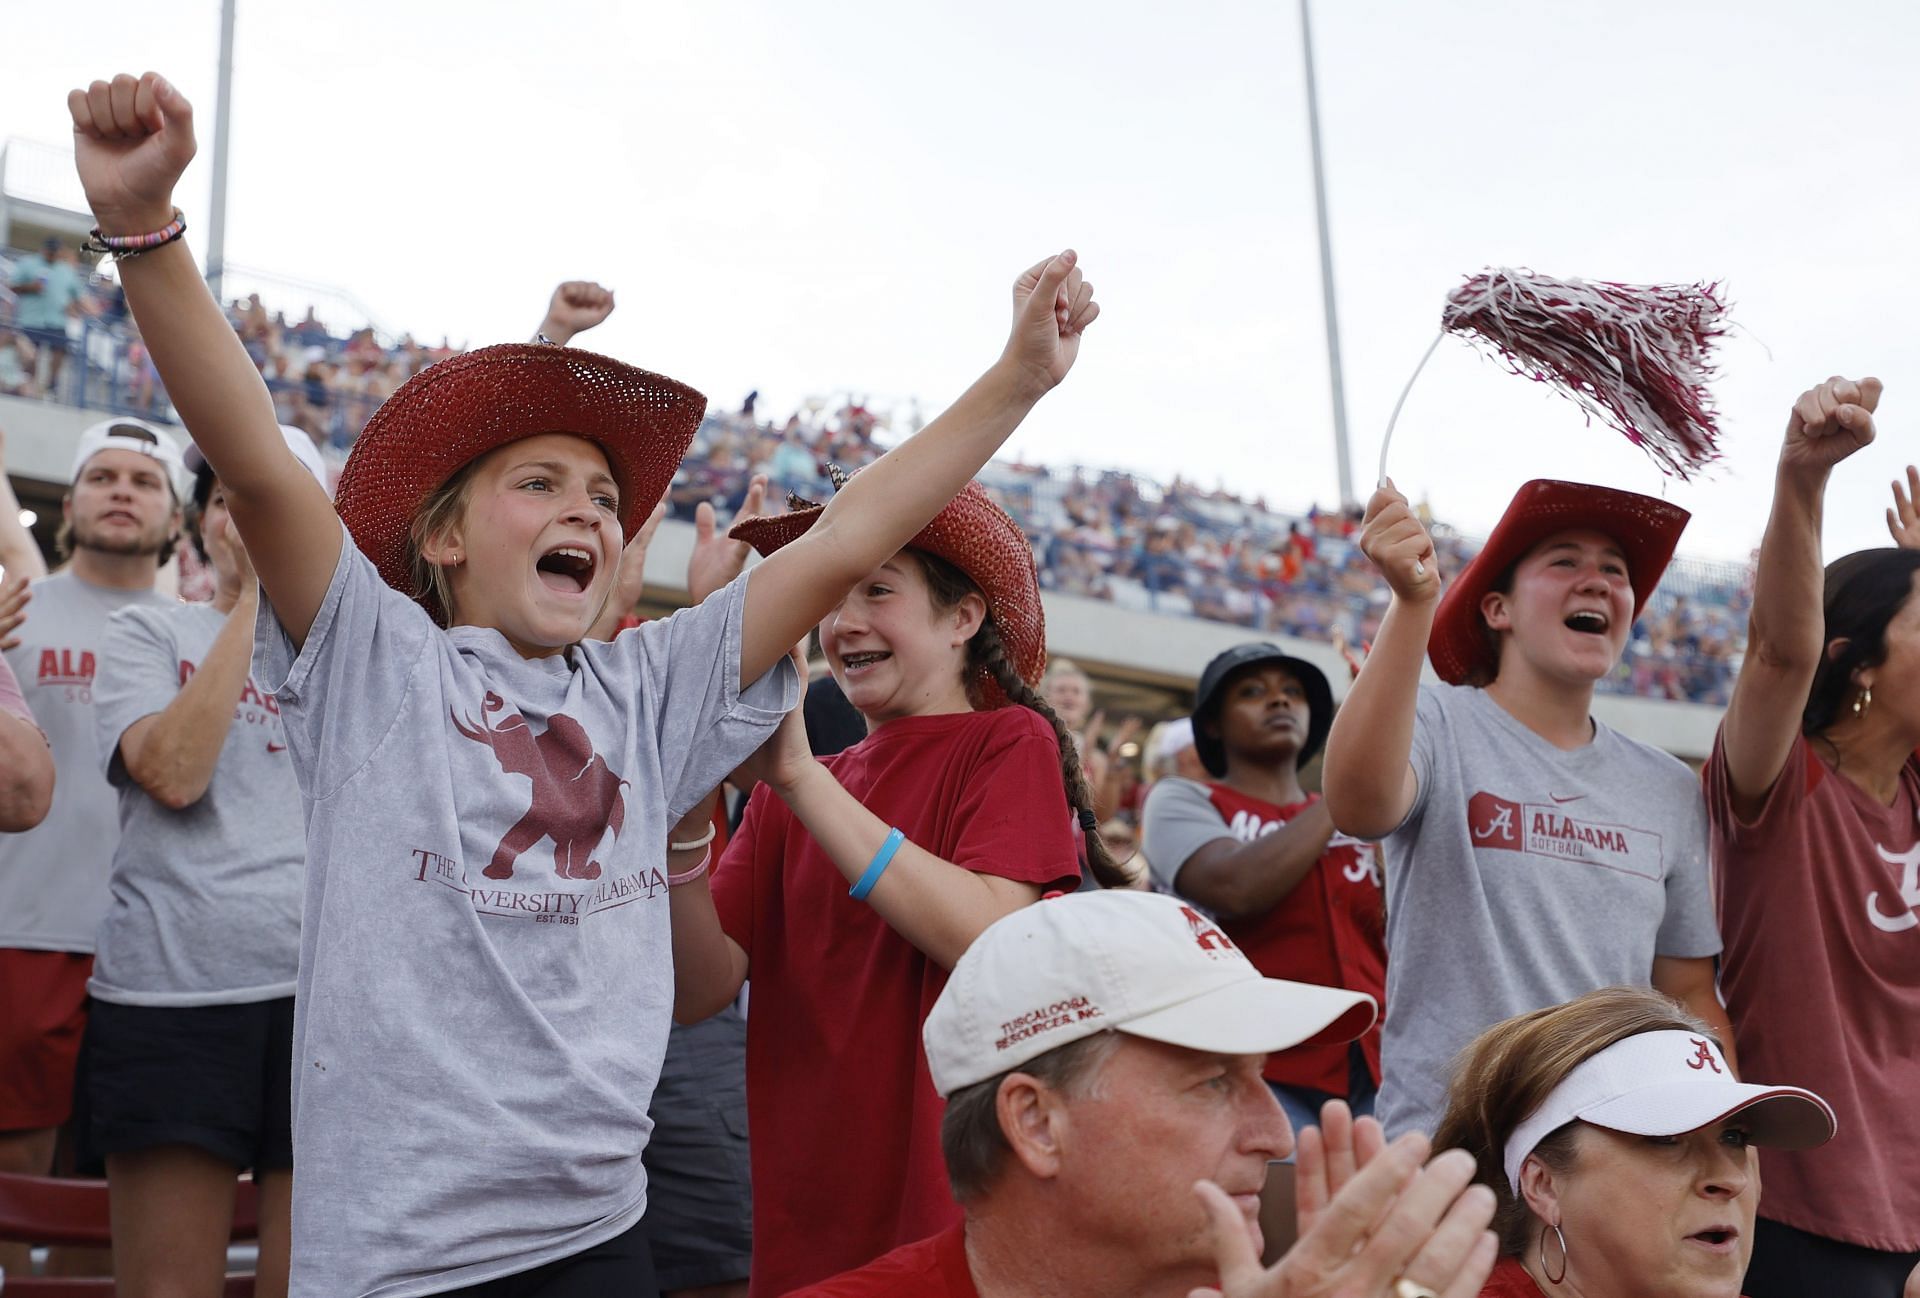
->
xmin=82 ymin=209 xmax=188 ymax=260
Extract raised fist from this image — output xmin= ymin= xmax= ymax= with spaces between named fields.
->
xmin=1003 ymin=251 xmax=1099 ymax=401
xmin=540 ymin=282 xmax=616 ymax=345
xmin=1782 ymin=375 xmax=1881 ymax=477
xmin=68 ymin=72 xmax=196 ymax=235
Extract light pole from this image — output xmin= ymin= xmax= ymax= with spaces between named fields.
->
xmin=1299 ymin=0 xmax=1355 ymax=507
xmin=205 ymin=0 xmax=236 ymax=303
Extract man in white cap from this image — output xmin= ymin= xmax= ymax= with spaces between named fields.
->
xmin=792 ymin=890 xmax=1497 ymax=1298
xmin=0 ymin=418 xmax=183 ymax=1247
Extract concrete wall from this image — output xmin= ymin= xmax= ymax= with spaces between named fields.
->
xmin=2 ymin=392 xmax=1727 ymax=758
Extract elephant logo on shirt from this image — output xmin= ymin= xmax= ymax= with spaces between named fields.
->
xmin=452 ymin=691 xmax=629 ymax=882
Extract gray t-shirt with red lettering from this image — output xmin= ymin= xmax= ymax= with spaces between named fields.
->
xmin=0 ymin=572 xmax=172 ymax=953
xmin=257 ymin=529 xmax=796 ymax=1297
xmin=1371 ymin=683 xmax=1719 ymax=1139
xmin=90 ymin=601 xmax=305 ymax=1006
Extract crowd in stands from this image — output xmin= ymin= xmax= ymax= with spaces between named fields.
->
xmin=3 ymin=243 xmax=1749 ymax=706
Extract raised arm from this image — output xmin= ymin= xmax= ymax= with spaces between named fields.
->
xmin=736 ymin=252 xmax=1098 ymax=684
xmin=1322 ymin=483 xmax=1440 ymax=840
xmin=1720 ymin=377 xmax=1880 ymax=820
xmin=0 ymin=656 xmax=53 ymax=832
xmin=0 ymin=426 xmax=49 ymax=583
xmin=69 ymin=73 xmax=338 ymax=644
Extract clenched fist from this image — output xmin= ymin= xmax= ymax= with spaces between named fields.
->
xmin=1002 ymin=251 xmax=1100 ymax=402
xmin=1781 ymin=375 xmax=1881 ymax=478
xmin=1359 ymin=481 xmax=1439 ymax=605
xmin=68 ymin=72 xmax=196 ymax=236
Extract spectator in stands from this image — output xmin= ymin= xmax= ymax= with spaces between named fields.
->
xmin=9 ymin=238 xmax=89 ymax=396
xmin=1322 ymin=478 xmax=1728 ymax=1140
xmin=74 ymin=66 xmax=1100 ymax=1293
xmin=671 ymin=474 xmax=1119 ymax=1295
xmin=83 ymin=426 xmax=326 ymax=1296
xmin=792 ymin=890 xmax=1496 ymax=1298
xmin=0 ymin=420 xmax=180 ymax=1280
xmin=1432 ymin=986 xmax=1835 ymax=1298
xmin=1708 ymin=377 xmax=1920 ymax=1297
xmin=1142 ymin=644 xmax=1385 ymax=1140
xmin=0 ymin=652 xmax=52 ymax=832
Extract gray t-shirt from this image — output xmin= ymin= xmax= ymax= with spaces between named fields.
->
xmin=258 ymin=530 xmax=796 ymax=1298
xmin=0 ymin=572 xmax=172 ymax=953
xmin=1372 ymin=683 xmax=1718 ymax=1138
xmin=89 ymin=601 xmax=305 ymax=1006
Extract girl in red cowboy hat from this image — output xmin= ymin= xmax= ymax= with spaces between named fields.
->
xmin=1319 ymin=475 xmax=1730 ymax=1144
xmin=70 ymin=71 xmax=1097 ymax=1298
xmin=665 ymin=476 xmax=1128 ymax=1295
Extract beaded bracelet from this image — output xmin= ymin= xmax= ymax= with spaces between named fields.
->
xmin=81 ymin=209 xmax=188 ymax=261
xmin=667 ymin=847 xmax=712 ymax=888
xmin=669 ymin=821 xmax=718 ymax=853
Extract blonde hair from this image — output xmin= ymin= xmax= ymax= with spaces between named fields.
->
xmin=1431 ymin=987 xmax=1712 ymax=1255
xmin=406 ymin=460 xmax=485 ymax=628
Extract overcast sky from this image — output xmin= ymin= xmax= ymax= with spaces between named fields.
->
xmin=5 ymin=0 xmax=1917 ymax=561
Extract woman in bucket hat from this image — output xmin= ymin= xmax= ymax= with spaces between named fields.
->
xmin=1141 ymin=643 xmax=1386 ymax=1141
xmin=1320 ymin=475 xmax=1727 ymax=1144
xmin=1705 ymin=377 xmax=1920 ymax=1297
xmin=72 ymin=70 xmax=1098 ymax=1297
xmin=1434 ymin=986 xmax=1835 ymax=1298
xmin=667 ymin=474 xmax=1127 ymax=1295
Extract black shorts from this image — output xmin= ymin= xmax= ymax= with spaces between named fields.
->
xmin=1745 ymin=1216 xmax=1920 ymax=1298
xmin=441 ymin=1220 xmax=656 ymax=1297
xmin=84 ymin=997 xmax=295 ymax=1173
xmin=641 ymin=1008 xmax=752 ymax=1290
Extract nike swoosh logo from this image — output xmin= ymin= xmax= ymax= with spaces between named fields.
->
xmin=267 ymin=742 xmax=287 ymax=754
xmin=1549 ymin=793 xmax=1585 ymax=804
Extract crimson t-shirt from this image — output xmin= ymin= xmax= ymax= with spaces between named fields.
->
xmin=1478 ymin=1258 xmax=1541 ymax=1296
xmin=787 ymin=1222 xmax=978 ymax=1297
xmin=711 ymin=708 xmax=1079 ymax=1296
xmin=1201 ymin=785 xmax=1386 ymax=1093
xmin=1707 ymin=731 xmax=1920 ymax=1251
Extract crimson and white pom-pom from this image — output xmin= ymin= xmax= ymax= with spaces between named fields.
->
xmin=1442 ymin=269 xmax=1729 ymax=478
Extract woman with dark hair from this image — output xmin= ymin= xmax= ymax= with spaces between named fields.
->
xmin=1432 ymin=986 xmax=1834 ymax=1298
xmin=1706 ymin=375 xmax=1920 ymax=1297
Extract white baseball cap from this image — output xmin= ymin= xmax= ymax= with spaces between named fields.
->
xmin=1502 ymin=1030 xmax=1836 ymax=1193
xmin=184 ymin=425 xmax=330 ymax=492
xmin=70 ymin=418 xmax=187 ymax=497
xmin=1154 ymin=716 xmax=1196 ymax=761
xmin=923 ymin=891 xmax=1377 ymax=1097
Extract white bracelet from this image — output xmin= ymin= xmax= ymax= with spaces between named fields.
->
xmin=669 ymin=821 xmax=718 ymax=853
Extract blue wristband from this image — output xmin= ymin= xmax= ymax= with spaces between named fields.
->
xmin=850 ymin=827 xmax=906 ymax=901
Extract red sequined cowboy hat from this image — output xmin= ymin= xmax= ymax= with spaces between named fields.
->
xmin=1429 ymin=479 xmax=1689 ymax=686
xmin=333 ymin=342 xmax=705 ymax=608
xmin=729 ymin=477 xmax=1045 ymax=708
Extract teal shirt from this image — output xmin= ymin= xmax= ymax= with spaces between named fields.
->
xmin=9 ymin=255 xmax=86 ymax=331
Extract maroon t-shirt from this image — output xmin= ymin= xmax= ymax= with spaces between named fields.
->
xmin=1203 ymin=784 xmax=1386 ymax=1093
xmin=711 ymin=708 xmax=1079 ymax=1296
xmin=788 ymin=1222 xmax=979 ymax=1298
xmin=1479 ymin=1258 xmax=1541 ymax=1297
xmin=1707 ymin=731 xmax=1920 ymax=1251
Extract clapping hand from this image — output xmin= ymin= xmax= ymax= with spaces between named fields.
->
xmin=688 ymin=475 xmax=768 ymax=605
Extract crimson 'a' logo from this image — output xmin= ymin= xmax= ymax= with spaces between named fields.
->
xmin=1685 ymin=1038 xmax=1723 ymax=1074
xmin=1467 ymin=792 xmax=1522 ymax=848
xmin=1179 ymin=905 xmax=1235 ymax=953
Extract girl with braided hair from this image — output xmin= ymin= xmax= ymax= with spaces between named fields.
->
xmin=670 ymin=478 xmax=1123 ymax=1296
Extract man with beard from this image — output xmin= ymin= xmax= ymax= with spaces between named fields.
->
xmin=0 ymin=419 xmax=182 ymax=1269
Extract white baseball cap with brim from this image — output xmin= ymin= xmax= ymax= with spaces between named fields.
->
xmin=185 ymin=425 xmax=330 ymax=492
xmin=71 ymin=418 xmax=188 ymax=498
xmin=1503 ymin=1029 xmax=1836 ymax=1193
xmin=923 ymin=890 xmax=1378 ymax=1097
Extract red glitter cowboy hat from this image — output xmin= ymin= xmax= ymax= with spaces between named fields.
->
xmin=1428 ymin=479 xmax=1689 ymax=686
xmin=333 ymin=342 xmax=705 ymax=607
xmin=730 ymin=477 xmax=1045 ymax=708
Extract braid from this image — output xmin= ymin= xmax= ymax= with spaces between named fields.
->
xmin=971 ymin=622 xmax=1132 ymax=889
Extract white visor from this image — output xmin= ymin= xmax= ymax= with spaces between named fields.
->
xmin=1502 ymin=1030 xmax=1836 ymax=1193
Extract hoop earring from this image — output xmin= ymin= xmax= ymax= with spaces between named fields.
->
xmin=1542 ymin=1221 xmax=1569 ymax=1286
xmin=1854 ymin=686 xmax=1873 ymax=717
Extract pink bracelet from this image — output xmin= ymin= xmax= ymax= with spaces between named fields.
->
xmin=667 ymin=847 xmax=712 ymax=887
xmin=82 ymin=209 xmax=188 ymax=261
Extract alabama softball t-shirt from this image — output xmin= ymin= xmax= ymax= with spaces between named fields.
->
xmin=257 ymin=529 xmax=796 ymax=1298
xmin=89 ymin=600 xmax=306 ymax=1006
xmin=1372 ymin=683 xmax=1720 ymax=1139
xmin=0 ymin=573 xmax=173 ymax=953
